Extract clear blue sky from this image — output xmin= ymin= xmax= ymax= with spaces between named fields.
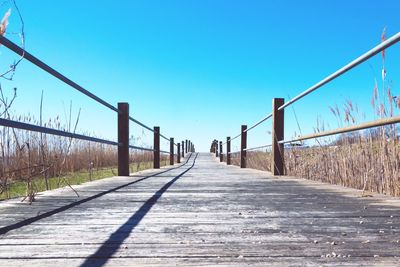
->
xmin=1 ymin=0 xmax=400 ymax=152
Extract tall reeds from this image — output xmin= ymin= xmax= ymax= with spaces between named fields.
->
xmin=223 ymin=28 xmax=400 ymax=197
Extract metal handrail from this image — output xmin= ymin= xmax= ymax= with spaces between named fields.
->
xmin=278 ymin=32 xmax=400 ymax=111
xmin=0 ymin=36 xmax=119 ymax=114
xmin=128 ymin=116 xmax=174 ymax=144
xmin=279 ymin=115 xmax=400 ymax=144
xmin=0 ymin=35 xmax=178 ymax=149
xmin=0 ymin=118 xmax=164 ymax=153
xmin=224 ymin=133 xmax=241 ymax=145
xmin=224 ymin=113 xmax=273 ymax=145
xmin=0 ymin=118 xmax=118 ymax=146
xmin=221 ymin=32 xmax=400 ymax=152
xmin=0 ymin=35 xmax=190 ymax=175
xmin=244 ymin=113 xmax=272 ymax=133
xmin=244 ymin=144 xmax=272 ymax=151
xmin=129 ymin=116 xmax=154 ymax=132
xmin=129 ymin=145 xmax=155 ymax=152
xmin=160 ymin=133 xmax=170 ymax=142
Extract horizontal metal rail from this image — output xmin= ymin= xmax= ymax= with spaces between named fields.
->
xmin=221 ymin=32 xmax=400 ymax=148
xmin=278 ymin=32 xmax=400 ymax=111
xmin=0 ymin=36 xmax=119 ymax=114
xmin=128 ymin=117 xmax=173 ymax=144
xmin=129 ymin=145 xmax=155 ymax=152
xmin=0 ymin=118 xmax=166 ymax=154
xmin=0 ymin=36 xmax=179 ymax=150
xmin=129 ymin=116 xmax=154 ymax=132
xmin=160 ymin=134 xmax=170 ymax=142
xmin=244 ymin=144 xmax=272 ymax=151
xmin=223 ymin=113 xmax=272 ymax=145
xmin=227 ymin=150 xmax=240 ymax=155
xmin=224 ymin=133 xmax=241 ymax=145
xmin=244 ymin=113 xmax=272 ymax=133
xmin=0 ymin=118 xmax=118 ymax=146
xmin=279 ymin=115 xmax=400 ymax=144
xmin=129 ymin=146 xmax=175 ymax=154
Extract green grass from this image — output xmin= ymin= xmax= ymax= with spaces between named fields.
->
xmin=0 ymin=160 xmax=165 ymax=201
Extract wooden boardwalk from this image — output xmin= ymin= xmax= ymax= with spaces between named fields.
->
xmin=0 ymin=153 xmax=399 ymax=266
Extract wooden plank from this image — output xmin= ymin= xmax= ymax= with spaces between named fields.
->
xmin=0 ymin=152 xmax=399 ymax=266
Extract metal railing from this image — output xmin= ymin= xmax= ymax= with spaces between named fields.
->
xmin=0 ymin=35 xmax=195 ymax=175
xmin=213 ymin=32 xmax=400 ymax=175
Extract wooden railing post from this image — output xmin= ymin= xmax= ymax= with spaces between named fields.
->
xmin=177 ymin=143 xmax=181 ymax=163
xmin=219 ymin=141 xmax=223 ymax=162
xmin=169 ymin=137 xmax=174 ymax=165
xmin=272 ymin=98 xmax=285 ymax=175
xmin=182 ymin=141 xmax=185 ymax=158
xmin=226 ymin=136 xmax=231 ymax=165
xmin=185 ymin=140 xmax=188 ymax=153
xmin=216 ymin=140 xmax=219 ymax=157
xmin=153 ymin=126 xmax=160 ymax=169
xmin=118 ymin=102 xmax=129 ymax=176
xmin=240 ymin=125 xmax=247 ymax=168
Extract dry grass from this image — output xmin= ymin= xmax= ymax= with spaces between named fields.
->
xmin=0 ymin=111 xmax=167 ymax=201
xmin=285 ymin=137 xmax=400 ymax=196
xmin=227 ymin=151 xmax=272 ymax=172
xmin=221 ymin=28 xmax=400 ymax=197
xmin=233 ymin=135 xmax=400 ymax=197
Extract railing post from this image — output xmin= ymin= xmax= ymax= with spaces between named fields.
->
xmin=118 ymin=102 xmax=129 ymax=176
xmin=240 ymin=125 xmax=247 ymax=168
xmin=177 ymin=143 xmax=181 ymax=163
xmin=182 ymin=141 xmax=185 ymax=158
xmin=170 ymin=137 xmax=174 ymax=165
xmin=215 ymin=140 xmax=219 ymax=157
xmin=272 ymin=98 xmax=285 ymax=175
xmin=219 ymin=141 xmax=223 ymax=162
xmin=153 ymin=126 xmax=160 ymax=169
xmin=227 ymin=136 xmax=231 ymax=165
xmin=185 ymin=140 xmax=188 ymax=153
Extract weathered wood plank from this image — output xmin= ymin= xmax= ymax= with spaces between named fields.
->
xmin=0 ymin=152 xmax=399 ymax=266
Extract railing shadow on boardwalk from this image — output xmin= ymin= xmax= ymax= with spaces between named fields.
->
xmin=79 ymin=153 xmax=198 ymax=267
xmin=0 ymin=154 xmax=195 ymax=236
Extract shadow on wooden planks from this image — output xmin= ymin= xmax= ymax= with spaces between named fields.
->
xmin=0 ymin=153 xmax=196 ymax=236
xmin=80 ymin=153 xmax=198 ymax=267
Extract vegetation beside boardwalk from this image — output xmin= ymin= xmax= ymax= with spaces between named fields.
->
xmin=0 ymin=106 xmax=170 ymax=202
xmin=229 ymin=139 xmax=400 ymax=197
xmin=226 ymin=28 xmax=400 ymax=197
xmin=0 ymin=156 xmax=170 ymax=201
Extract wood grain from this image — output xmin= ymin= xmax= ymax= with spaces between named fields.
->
xmin=0 ymin=153 xmax=399 ymax=266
